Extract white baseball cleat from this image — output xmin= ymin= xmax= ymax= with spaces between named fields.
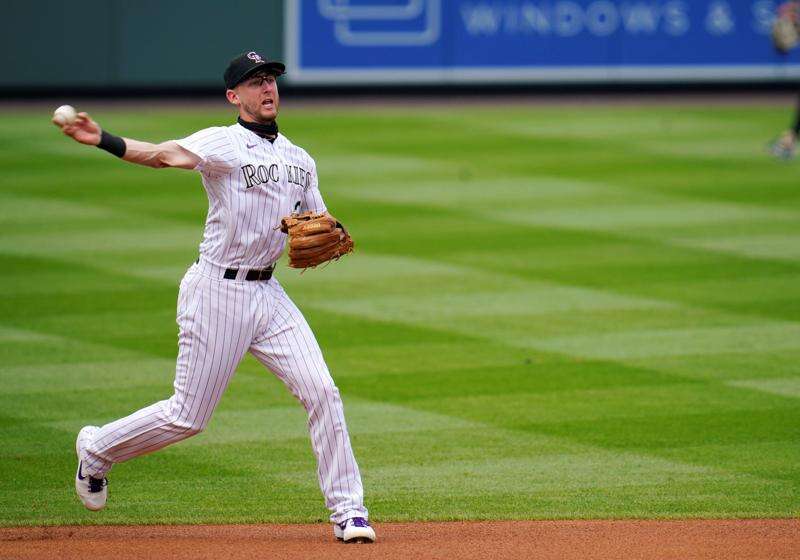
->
xmin=75 ymin=426 xmax=107 ymax=511
xmin=334 ymin=517 xmax=376 ymax=544
xmin=769 ymin=132 xmax=797 ymax=160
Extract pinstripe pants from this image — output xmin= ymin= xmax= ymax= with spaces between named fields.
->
xmin=80 ymin=260 xmax=368 ymax=523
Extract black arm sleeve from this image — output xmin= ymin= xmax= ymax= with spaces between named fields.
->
xmin=97 ymin=130 xmax=127 ymax=158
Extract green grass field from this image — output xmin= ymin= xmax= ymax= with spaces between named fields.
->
xmin=1 ymin=100 xmax=799 ymax=527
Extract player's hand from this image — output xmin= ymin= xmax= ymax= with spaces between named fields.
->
xmin=57 ymin=112 xmax=102 ymax=146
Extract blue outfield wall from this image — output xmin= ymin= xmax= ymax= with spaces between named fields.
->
xmin=285 ymin=0 xmax=800 ymax=85
xmin=3 ymin=0 xmax=799 ymax=89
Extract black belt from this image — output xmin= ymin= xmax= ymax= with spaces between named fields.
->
xmin=195 ymin=259 xmax=274 ymax=281
xmin=224 ymin=265 xmax=274 ymax=281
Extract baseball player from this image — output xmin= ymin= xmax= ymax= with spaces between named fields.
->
xmin=771 ymin=100 xmax=800 ymax=160
xmin=55 ymin=51 xmax=375 ymax=544
xmin=771 ymin=1 xmax=800 ymax=159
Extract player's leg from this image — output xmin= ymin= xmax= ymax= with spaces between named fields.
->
xmin=788 ymin=93 xmax=800 ymax=151
xmin=79 ymin=271 xmax=256 ymax=478
xmin=772 ymin=92 xmax=800 ymax=159
xmin=248 ymin=279 xmax=370 ymax=529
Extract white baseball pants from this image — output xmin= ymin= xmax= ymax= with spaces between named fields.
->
xmin=80 ymin=259 xmax=368 ymax=523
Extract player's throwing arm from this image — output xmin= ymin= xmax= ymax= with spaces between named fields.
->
xmin=53 ymin=106 xmax=200 ymax=169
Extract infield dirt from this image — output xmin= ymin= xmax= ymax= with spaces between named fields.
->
xmin=2 ymin=519 xmax=798 ymax=560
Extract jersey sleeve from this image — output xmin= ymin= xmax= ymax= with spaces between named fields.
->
xmin=174 ymin=127 xmax=238 ymax=174
xmin=301 ymin=158 xmax=327 ymax=214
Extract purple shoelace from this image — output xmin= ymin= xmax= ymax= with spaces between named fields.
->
xmin=341 ymin=517 xmax=370 ymax=529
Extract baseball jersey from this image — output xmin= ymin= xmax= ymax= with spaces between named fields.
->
xmin=175 ymin=124 xmax=327 ymax=268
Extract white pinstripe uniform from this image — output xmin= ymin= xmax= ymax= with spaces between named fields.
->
xmin=79 ymin=123 xmax=368 ymax=523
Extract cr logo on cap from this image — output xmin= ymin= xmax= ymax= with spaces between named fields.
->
xmin=247 ymin=51 xmax=265 ymax=63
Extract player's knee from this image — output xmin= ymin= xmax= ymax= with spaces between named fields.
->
xmin=180 ymin=421 xmax=205 ymax=437
xmin=307 ymin=378 xmax=341 ymax=408
xmin=164 ymin=397 xmax=209 ymax=436
xmin=182 ymin=422 xmax=205 ymax=437
xmin=168 ymin=412 xmax=207 ymax=437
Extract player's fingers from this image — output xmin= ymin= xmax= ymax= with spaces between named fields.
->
xmin=77 ymin=112 xmax=90 ymax=119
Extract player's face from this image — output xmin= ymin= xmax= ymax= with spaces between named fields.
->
xmin=229 ymin=72 xmax=280 ymax=123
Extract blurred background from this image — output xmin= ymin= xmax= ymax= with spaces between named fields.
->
xmin=1 ymin=0 xmax=799 ymax=93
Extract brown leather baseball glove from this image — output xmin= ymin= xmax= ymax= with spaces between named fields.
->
xmin=279 ymin=211 xmax=354 ymax=269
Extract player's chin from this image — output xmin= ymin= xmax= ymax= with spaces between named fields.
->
xmin=259 ymin=104 xmax=278 ymax=121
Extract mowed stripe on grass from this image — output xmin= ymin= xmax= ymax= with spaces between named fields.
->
xmin=0 ymin=103 xmax=798 ymax=526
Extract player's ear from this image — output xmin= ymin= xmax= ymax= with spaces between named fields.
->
xmin=225 ymin=89 xmax=240 ymax=107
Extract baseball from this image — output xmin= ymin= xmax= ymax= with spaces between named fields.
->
xmin=53 ymin=105 xmax=77 ymax=127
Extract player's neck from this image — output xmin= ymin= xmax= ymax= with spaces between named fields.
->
xmin=237 ymin=116 xmax=279 ymax=141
